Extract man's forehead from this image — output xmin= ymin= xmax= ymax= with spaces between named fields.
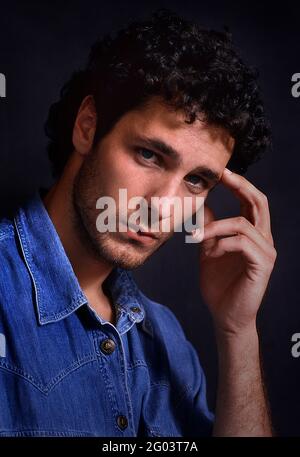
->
xmin=123 ymin=98 xmax=234 ymax=155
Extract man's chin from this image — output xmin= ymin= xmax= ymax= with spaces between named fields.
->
xmin=94 ymin=234 xmax=158 ymax=270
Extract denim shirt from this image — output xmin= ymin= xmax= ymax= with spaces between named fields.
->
xmin=0 ymin=192 xmax=214 ymax=437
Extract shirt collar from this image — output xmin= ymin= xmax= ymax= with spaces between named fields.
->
xmin=13 ymin=191 xmax=152 ymax=337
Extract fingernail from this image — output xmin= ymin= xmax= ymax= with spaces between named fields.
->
xmin=224 ymin=168 xmax=233 ymax=175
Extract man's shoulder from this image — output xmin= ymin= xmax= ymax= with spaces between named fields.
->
xmin=135 ymin=286 xmax=186 ymax=341
xmin=119 ymin=269 xmax=184 ymax=336
xmin=0 ymin=215 xmax=21 ymax=265
xmin=0 ymin=216 xmax=15 ymax=243
xmin=0 ymin=214 xmax=29 ymax=295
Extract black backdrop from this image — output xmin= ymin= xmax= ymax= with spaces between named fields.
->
xmin=0 ymin=0 xmax=299 ymax=436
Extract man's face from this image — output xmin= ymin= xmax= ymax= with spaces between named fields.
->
xmin=72 ymin=97 xmax=233 ymax=269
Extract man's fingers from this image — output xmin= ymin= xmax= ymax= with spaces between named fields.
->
xmin=221 ymin=168 xmax=272 ymax=242
xmin=204 ymin=234 xmax=277 ymax=272
xmin=203 ymin=216 xmax=274 ymax=256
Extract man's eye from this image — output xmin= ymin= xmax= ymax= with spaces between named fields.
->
xmin=185 ymin=174 xmax=206 ymax=189
xmin=138 ymin=148 xmax=157 ymax=161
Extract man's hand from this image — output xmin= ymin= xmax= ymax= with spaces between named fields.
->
xmin=199 ymin=167 xmax=277 ymax=336
xmin=197 ymin=167 xmax=276 ymax=436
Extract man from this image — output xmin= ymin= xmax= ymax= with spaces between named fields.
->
xmin=0 ymin=10 xmax=276 ymax=436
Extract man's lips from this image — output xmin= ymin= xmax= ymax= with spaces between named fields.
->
xmin=135 ymin=229 xmax=159 ymax=239
xmin=117 ymin=218 xmax=160 ymax=242
xmin=129 ymin=228 xmax=160 ymax=240
xmin=127 ymin=221 xmax=160 ymax=239
xmin=123 ymin=223 xmax=160 ymax=245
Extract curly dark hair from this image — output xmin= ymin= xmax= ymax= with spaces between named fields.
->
xmin=45 ymin=8 xmax=271 ymax=178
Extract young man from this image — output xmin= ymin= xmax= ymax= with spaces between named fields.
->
xmin=0 ymin=10 xmax=276 ymax=436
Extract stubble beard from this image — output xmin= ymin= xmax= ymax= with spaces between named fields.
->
xmin=71 ymin=156 xmax=168 ymax=270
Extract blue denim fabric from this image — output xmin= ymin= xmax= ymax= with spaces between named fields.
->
xmin=0 ymin=192 xmax=214 ymax=437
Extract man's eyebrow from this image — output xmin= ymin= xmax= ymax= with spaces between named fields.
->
xmin=133 ymin=135 xmax=183 ymax=164
xmin=191 ymin=166 xmax=221 ymax=186
xmin=133 ymin=135 xmax=221 ymax=185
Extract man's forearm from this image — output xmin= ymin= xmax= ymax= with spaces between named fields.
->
xmin=212 ymin=324 xmax=272 ymax=437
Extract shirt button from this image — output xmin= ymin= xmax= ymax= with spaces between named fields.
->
xmin=130 ymin=306 xmax=141 ymax=313
xmin=117 ymin=415 xmax=128 ymax=430
xmin=100 ymin=338 xmax=116 ymax=355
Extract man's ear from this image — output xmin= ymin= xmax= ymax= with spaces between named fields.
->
xmin=72 ymin=95 xmax=97 ymax=156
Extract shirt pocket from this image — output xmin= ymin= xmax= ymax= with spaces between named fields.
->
xmin=0 ymin=352 xmax=98 ymax=435
xmin=0 ymin=352 xmax=96 ymax=395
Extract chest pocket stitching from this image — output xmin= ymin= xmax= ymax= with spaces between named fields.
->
xmin=0 ymin=353 xmax=97 ymax=394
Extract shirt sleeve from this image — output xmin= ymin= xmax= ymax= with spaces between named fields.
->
xmin=161 ymin=304 xmax=215 ymax=437
xmin=181 ymin=339 xmax=215 ymax=436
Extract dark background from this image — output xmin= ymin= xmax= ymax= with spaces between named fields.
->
xmin=0 ymin=0 xmax=299 ymax=436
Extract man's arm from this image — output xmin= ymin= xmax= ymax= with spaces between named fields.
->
xmin=197 ymin=168 xmax=277 ymax=436
xmin=213 ymin=325 xmax=272 ymax=436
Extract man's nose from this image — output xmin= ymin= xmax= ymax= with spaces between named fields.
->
xmin=146 ymin=177 xmax=183 ymax=225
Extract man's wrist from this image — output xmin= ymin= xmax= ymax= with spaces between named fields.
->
xmin=214 ymin=320 xmax=259 ymax=356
